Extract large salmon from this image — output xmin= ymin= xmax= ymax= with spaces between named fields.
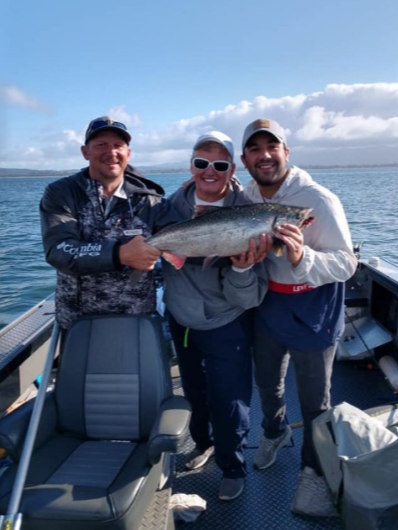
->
xmin=147 ymin=202 xmax=314 ymax=269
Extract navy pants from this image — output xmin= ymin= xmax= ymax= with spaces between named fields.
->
xmin=169 ymin=312 xmax=253 ymax=478
xmin=253 ymin=329 xmax=336 ymax=474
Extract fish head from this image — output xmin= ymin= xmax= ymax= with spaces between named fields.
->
xmin=301 ymin=215 xmax=315 ymax=228
xmin=271 ymin=206 xmax=314 ymax=256
xmin=274 ymin=206 xmax=314 ymax=229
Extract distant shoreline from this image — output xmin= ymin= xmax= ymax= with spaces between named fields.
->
xmin=0 ymin=168 xmax=190 ymax=178
xmin=1 ymin=163 xmax=398 ymax=178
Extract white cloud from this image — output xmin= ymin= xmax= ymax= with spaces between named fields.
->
xmin=132 ymin=83 xmax=398 ymax=166
xmin=2 ymin=82 xmax=398 ymax=169
xmin=107 ymin=106 xmax=142 ymax=128
xmin=296 ymin=107 xmax=398 ymax=144
xmin=63 ymin=129 xmax=84 ymax=144
xmin=0 ymin=85 xmax=51 ymax=112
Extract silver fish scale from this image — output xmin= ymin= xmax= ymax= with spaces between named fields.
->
xmin=149 ymin=202 xmax=312 ymax=258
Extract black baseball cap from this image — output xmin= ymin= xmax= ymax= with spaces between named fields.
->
xmin=85 ymin=116 xmax=131 ymax=144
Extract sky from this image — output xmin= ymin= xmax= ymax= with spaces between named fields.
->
xmin=1 ymin=0 xmax=398 ymax=170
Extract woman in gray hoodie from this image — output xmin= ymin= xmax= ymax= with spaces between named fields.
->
xmin=161 ymin=132 xmax=269 ymax=502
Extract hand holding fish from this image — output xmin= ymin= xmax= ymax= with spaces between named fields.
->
xmin=230 ymin=234 xmax=272 ymax=268
xmin=119 ymin=235 xmax=161 ymax=271
xmin=274 ymin=223 xmax=304 ymax=267
xmin=253 ymin=233 xmax=273 ymax=263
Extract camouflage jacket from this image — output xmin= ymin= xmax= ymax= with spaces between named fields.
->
xmin=40 ymin=166 xmax=176 ymax=329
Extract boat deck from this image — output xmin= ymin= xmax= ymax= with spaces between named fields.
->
xmin=1 ymin=258 xmax=397 ymax=529
xmin=169 ymin=356 xmax=397 ymax=530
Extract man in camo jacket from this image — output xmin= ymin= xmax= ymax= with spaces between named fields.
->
xmin=40 ymin=116 xmax=178 ymax=331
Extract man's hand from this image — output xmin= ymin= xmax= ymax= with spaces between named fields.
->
xmin=230 ymin=234 xmax=272 ymax=269
xmin=119 ymin=236 xmax=161 ymax=270
xmin=274 ymin=223 xmax=304 ymax=267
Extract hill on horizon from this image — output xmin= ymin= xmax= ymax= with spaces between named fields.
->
xmin=1 ymin=162 xmax=398 ymax=178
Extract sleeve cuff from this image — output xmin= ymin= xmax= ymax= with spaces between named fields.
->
xmin=232 ymin=265 xmax=253 ymax=273
xmin=112 ymin=242 xmax=123 ymax=270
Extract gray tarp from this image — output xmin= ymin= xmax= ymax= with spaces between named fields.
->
xmin=313 ymin=402 xmax=398 ymax=530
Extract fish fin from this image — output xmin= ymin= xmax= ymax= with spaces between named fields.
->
xmin=202 ymin=255 xmax=220 ymax=270
xmin=193 ymin=205 xmax=222 ymax=219
xmin=272 ymin=238 xmax=285 ymax=257
xmin=162 ymin=252 xmax=186 ymax=270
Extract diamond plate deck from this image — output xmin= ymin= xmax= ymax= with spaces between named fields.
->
xmin=138 ymin=487 xmax=174 ymax=530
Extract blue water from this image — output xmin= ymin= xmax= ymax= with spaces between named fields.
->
xmin=1 ymin=167 xmax=397 ymax=329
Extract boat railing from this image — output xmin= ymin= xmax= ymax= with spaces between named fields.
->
xmin=0 ymin=294 xmax=55 ymax=415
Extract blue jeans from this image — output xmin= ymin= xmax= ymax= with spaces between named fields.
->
xmin=253 ymin=329 xmax=336 ymax=474
xmin=169 ymin=312 xmax=253 ymax=478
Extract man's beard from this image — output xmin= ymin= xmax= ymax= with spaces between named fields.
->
xmin=250 ymin=164 xmax=286 ymax=187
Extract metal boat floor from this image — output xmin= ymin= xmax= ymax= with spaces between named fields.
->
xmin=169 ymin=358 xmax=396 ymax=530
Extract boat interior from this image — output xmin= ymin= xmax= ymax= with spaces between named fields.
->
xmin=0 ymin=253 xmax=397 ymax=529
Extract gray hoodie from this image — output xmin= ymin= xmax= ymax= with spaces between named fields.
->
xmin=160 ymin=179 xmax=268 ymax=330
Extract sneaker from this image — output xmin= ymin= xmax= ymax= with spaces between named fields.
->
xmin=218 ymin=478 xmax=244 ymax=501
xmin=290 ymin=467 xmax=338 ymax=517
xmin=185 ymin=446 xmax=215 ymax=470
xmin=253 ymin=426 xmax=292 ymax=469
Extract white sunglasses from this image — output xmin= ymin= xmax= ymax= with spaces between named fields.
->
xmin=192 ymin=157 xmax=231 ymax=173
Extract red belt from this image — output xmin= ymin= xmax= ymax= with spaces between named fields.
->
xmin=268 ymin=280 xmax=315 ymax=294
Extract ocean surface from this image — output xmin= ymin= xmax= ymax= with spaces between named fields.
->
xmin=1 ymin=167 xmax=397 ymax=330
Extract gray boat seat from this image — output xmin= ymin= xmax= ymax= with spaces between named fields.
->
xmin=0 ymin=314 xmax=191 ymax=530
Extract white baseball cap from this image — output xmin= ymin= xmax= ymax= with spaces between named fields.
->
xmin=193 ymin=131 xmax=234 ymax=159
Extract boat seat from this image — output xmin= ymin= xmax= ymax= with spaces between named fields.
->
xmin=0 ymin=314 xmax=191 ymax=530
